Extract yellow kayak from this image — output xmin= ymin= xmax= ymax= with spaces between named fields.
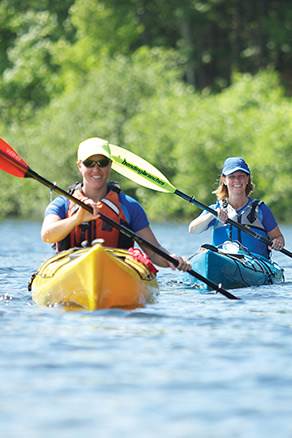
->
xmin=30 ymin=243 xmax=159 ymax=311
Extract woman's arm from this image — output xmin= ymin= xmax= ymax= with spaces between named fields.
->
xmin=260 ymin=203 xmax=285 ymax=251
xmin=41 ymin=214 xmax=81 ymax=243
xmin=41 ymin=199 xmax=100 ymax=244
xmin=189 ymin=212 xmax=215 ymax=234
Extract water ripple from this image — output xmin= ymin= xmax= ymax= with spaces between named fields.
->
xmin=0 ymin=220 xmax=292 ymax=437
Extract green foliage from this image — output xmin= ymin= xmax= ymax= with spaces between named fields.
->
xmin=0 ymin=9 xmax=62 ymax=122
xmin=70 ymin=0 xmax=142 ymax=56
xmin=1 ymin=1 xmax=292 ymax=225
xmin=52 ymin=0 xmax=144 ymax=92
xmin=2 ymin=58 xmax=292 ymax=223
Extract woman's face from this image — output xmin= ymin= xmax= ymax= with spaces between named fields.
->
xmin=223 ymin=171 xmax=249 ymax=196
xmin=78 ymin=154 xmax=112 ymax=190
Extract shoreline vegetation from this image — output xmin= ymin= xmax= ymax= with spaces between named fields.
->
xmin=1 ymin=2 xmax=292 ymax=222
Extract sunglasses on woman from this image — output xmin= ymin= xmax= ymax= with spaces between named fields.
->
xmin=82 ymin=157 xmax=111 ymax=168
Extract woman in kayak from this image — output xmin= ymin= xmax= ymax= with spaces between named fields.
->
xmin=188 ymin=156 xmax=285 ymax=258
xmin=41 ymin=137 xmax=190 ymax=271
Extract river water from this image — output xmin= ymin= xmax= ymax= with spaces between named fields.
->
xmin=1 ymin=221 xmax=292 ymax=438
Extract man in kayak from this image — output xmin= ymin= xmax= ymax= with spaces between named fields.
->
xmin=41 ymin=137 xmax=190 ymax=271
xmin=188 ymin=156 xmax=285 ymax=258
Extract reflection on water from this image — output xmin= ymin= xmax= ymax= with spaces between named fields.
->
xmin=0 ymin=220 xmax=292 ymax=437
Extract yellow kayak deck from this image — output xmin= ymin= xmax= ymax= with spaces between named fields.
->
xmin=31 ymin=244 xmax=159 ymax=311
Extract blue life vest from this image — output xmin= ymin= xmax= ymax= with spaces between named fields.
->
xmin=212 ymin=199 xmax=270 ymax=258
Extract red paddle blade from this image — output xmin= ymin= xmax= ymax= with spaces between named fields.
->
xmin=0 ymin=138 xmax=29 ymax=178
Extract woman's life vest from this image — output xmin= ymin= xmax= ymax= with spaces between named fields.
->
xmin=212 ymin=199 xmax=270 ymax=258
xmin=56 ymin=182 xmax=134 ymax=252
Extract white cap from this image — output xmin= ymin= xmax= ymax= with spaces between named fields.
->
xmin=77 ymin=137 xmax=111 ymax=161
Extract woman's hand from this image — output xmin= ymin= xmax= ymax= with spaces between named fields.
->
xmin=169 ymin=255 xmax=191 ymax=272
xmin=217 ymin=208 xmax=228 ymax=224
xmin=75 ymin=199 xmax=102 ymax=224
xmin=270 ymin=236 xmax=284 ymax=251
xmin=268 ymin=226 xmax=285 ymax=251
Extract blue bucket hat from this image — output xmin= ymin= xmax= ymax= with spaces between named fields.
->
xmin=222 ymin=157 xmax=250 ymax=176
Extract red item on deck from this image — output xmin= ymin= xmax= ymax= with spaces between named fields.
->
xmin=128 ymin=247 xmax=158 ymax=274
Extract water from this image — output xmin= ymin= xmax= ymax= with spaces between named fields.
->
xmin=1 ymin=221 xmax=292 ymax=438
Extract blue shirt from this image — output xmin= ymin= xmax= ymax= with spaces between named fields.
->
xmin=45 ymin=192 xmax=149 ymax=233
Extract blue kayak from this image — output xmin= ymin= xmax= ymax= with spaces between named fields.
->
xmin=184 ymin=243 xmax=284 ymax=290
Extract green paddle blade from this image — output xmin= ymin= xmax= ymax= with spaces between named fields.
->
xmin=109 ymin=143 xmax=176 ymax=193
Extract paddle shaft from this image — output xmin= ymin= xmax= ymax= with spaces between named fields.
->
xmin=175 ymin=189 xmax=292 ymax=258
xmin=28 ymin=170 xmax=238 ymax=300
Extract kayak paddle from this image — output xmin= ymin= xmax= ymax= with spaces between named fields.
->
xmin=109 ymin=143 xmax=292 ymax=259
xmin=0 ymin=138 xmax=240 ymax=300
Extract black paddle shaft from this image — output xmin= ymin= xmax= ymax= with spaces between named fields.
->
xmin=175 ymin=189 xmax=292 ymax=258
xmin=27 ymin=169 xmax=239 ymax=300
